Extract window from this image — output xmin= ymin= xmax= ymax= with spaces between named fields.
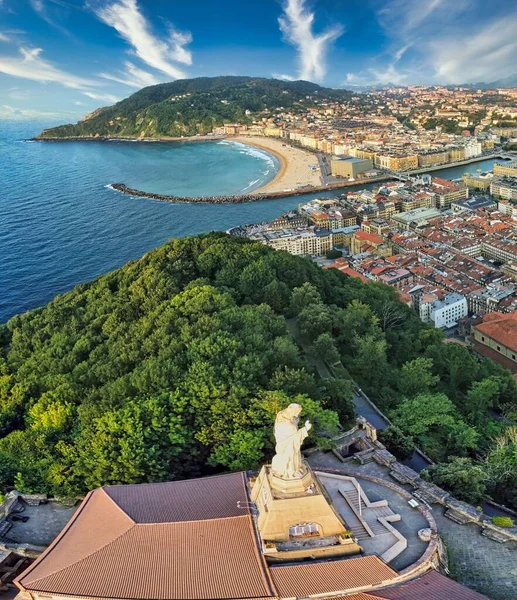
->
xmin=497 ymin=346 xmax=501 ymax=351
xmin=289 ymin=523 xmax=319 ymax=537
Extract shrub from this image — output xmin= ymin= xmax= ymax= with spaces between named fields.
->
xmin=491 ymin=516 xmax=514 ymax=528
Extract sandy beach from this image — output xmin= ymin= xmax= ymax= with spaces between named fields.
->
xmin=233 ymin=136 xmax=323 ymax=193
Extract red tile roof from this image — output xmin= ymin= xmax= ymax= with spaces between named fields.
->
xmin=104 ymin=472 xmax=249 ymax=523
xmin=375 ymin=570 xmax=491 ymax=600
xmin=475 ymin=311 xmax=517 ymax=354
xmin=270 ymin=555 xmax=396 ymax=597
xmin=355 ymin=230 xmax=384 ymax=244
xmin=16 ymin=472 xmax=276 ymax=600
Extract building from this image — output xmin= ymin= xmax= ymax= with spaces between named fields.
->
xmin=448 ymin=147 xmax=466 ymax=162
xmin=462 ymin=172 xmax=497 ymax=192
xmin=473 ymin=311 xmax=517 ymax=373
xmin=332 ymin=224 xmax=360 ymax=247
xmin=418 ymin=151 xmax=448 ymax=168
xmin=331 ymin=157 xmax=373 ymax=179
xmin=451 ymin=195 xmax=497 ymax=215
xmin=254 ymin=227 xmax=333 ymax=257
xmin=482 ymin=238 xmax=517 ymax=264
xmin=392 ymin=207 xmax=442 ymax=231
xmin=432 ymin=178 xmax=469 ymax=209
xmin=13 ymin=449 xmax=492 ymax=600
xmin=350 ymin=230 xmax=392 ymax=257
xmin=375 ymin=154 xmax=418 ymax=171
xmin=494 ymin=161 xmax=517 ymax=177
xmin=430 ymin=292 xmax=468 ymax=328
xmin=491 ymin=177 xmax=517 ymax=201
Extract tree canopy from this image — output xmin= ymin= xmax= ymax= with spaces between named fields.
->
xmin=1 ymin=232 xmax=516 ymax=508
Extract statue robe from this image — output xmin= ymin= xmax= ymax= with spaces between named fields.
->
xmin=271 ymin=416 xmax=309 ymax=480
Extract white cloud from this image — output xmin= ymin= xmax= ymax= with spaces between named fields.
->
xmin=272 ymin=72 xmax=296 ymax=81
xmin=7 ymin=87 xmax=30 ymax=100
xmin=94 ymin=0 xmax=192 ymax=79
xmin=0 ymin=33 xmax=10 ymax=42
xmin=278 ymin=0 xmax=343 ymax=82
xmin=373 ymin=0 xmax=517 ymax=84
xmin=0 ymin=103 xmax=74 ymax=119
xmin=29 ymin=0 xmax=72 ymax=36
xmin=0 ymin=46 xmax=99 ymax=89
xmin=169 ymin=28 xmax=192 ymax=65
xmin=429 ymin=16 xmax=517 ymax=83
xmin=100 ymin=60 xmax=162 ymax=88
xmin=75 ymin=100 xmax=86 ymax=105
xmin=369 ymin=64 xmax=408 ymax=85
xmin=82 ymin=90 xmax=120 ymax=103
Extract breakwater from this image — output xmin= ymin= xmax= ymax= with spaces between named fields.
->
xmin=109 ymin=177 xmax=393 ymax=204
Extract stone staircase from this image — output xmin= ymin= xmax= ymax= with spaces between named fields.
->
xmin=325 ymin=474 xmax=408 ymax=563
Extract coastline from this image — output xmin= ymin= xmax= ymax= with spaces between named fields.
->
xmin=34 ymin=133 xmax=323 ymax=195
xmin=226 ymin=136 xmax=322 ymax=193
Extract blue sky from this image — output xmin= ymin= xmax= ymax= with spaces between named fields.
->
xmin=1 ymin=0 xmax=517 ymax=120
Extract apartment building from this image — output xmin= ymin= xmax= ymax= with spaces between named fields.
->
xmin=432 ymin=178 xmax=469 ymax=209
xmin=482 ymin=238 xmax=517 ymax=263
xmin=418 ymin=151 xmax=448 ymax=167
xmin=494 ymin=161 xmax=517 ymax=177
xmin=491 ymin=177 xmax=517 ymax=201
xmin=430 ymin=292 xmax=468 ymax=328
xmin=256 ymin=227 xmax=333 ymax=257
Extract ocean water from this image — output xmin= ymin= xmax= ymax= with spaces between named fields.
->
xmin=0 ymin=120 xmax=503 ymax=323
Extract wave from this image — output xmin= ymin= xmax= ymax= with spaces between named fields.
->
xmin=228 ymin=141 xmax=275 ymax=168
xmin=240 ymin=179 xmax=261 ymax=192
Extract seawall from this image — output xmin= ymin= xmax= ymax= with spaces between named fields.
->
xmin=109 ymin=177 xmax=393 ymax=204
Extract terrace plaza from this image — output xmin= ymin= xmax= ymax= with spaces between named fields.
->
xmin=14 ymin=406 xmax=492 ymax=600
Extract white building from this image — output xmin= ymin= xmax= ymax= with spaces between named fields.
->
xmin=430 ymin=293 xmax=468 ymax=328
xmin=464 ymin=141 xmax=482 ymax=159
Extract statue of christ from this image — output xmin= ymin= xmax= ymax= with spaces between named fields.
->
xmin=271 ymin=403 xmax=312 ymax=480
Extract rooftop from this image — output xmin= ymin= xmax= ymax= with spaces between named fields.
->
xmin=475 ymin=311 xmax=517 ymax=354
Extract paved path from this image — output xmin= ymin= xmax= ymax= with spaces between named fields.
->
xmin=433 ymin=510 xmax=517 ymax=600
xmin=309 ymin=451 xmax=517 ymax=600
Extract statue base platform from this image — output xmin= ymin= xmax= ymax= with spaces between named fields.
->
xmin=269 ymin=469 xmax=313 ymax=497
xmin=250 ymin=463 xmax=362 ymax=560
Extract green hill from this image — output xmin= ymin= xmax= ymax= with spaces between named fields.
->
xmin=0 ymin=233 xmax=516 ymax=507
xmin=37 ymin=76 xmax=350 ymax=139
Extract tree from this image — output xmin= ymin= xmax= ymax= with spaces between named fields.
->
xmin=462 ymin=377 xmax=501 ymax=427
xmin=297 ymin=304 xmax=333 ymax=341
xmin=310 ymin=333 xmax=341 ymax=366
xmin=391 ymin=393 xmax=478 ymax=461
xmin=290 ymin=283 xmax=323 ymax=316
xmin=422 ymin=458 xmax=487 ymax=504
xmin=486 ymin=426 xmax=517 ymax=510
xmin=398 ymin=358 xmax=439 ymax=398
xmin=378 ymin=425 xmax=415 ymax=459
xmin=319 ymin=378 xmax=355 ymax=426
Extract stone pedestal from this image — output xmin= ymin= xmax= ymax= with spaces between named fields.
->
xmin=250 ymin=463 xmax=351 ymax=543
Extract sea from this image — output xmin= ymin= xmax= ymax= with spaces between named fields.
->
xmin=0 ymin=119 xmax=504 ymax=323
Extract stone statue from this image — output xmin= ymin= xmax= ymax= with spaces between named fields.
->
xmin=271 ymin=403 xmax=312 ymax=480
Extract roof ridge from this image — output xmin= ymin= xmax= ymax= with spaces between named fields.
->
xmin=101 ymin=471 xmax=241 ymax=492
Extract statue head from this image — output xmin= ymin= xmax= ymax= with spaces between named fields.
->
xmin=286 ymin=403 xmax=303 ymax=418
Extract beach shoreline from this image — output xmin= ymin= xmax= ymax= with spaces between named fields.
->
xmin=231 ymin=136 xmax=322 ymax=193
xmin=35 ymin=133 xmax=323 ymax=194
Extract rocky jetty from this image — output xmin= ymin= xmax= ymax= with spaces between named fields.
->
xmin=110 ymin=183 xmax=296 ymax=203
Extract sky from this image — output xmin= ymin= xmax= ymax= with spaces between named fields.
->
xmin=1 ymin=0 xmax=517 ymax=120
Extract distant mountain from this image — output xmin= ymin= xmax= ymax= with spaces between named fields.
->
xmin=457 ymin=75 xmax=517 ymax=89
xmin=37 ymin=76 xmax=351 ymax=139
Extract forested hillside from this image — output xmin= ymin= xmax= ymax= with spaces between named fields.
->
xmin=37 ymin=76 xmax=350 ymax=139
xmin=0 ymin=233 xmax=516 ymax=508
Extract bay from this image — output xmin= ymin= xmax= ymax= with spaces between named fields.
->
xmin=0 ymin=119 xmax=503 ymax=323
